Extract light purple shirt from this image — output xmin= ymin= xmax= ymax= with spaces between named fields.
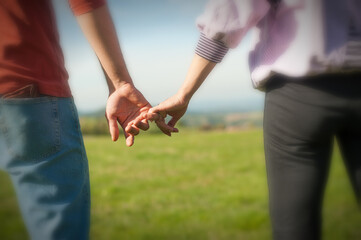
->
xmin=195 ymin=0 xmax=361 ymax=89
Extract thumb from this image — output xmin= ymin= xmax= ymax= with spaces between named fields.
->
xmin=145 ymin=112 xmax=160 ymax=121
xmin=149 ymin=101 xmax=173 ymax=113
xmin=147 ymin=108 xmax=166 ymax=121
xmin=149 ymin=105 xmax=163 ymax=114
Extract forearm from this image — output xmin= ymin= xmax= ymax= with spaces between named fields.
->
xmin=177 ymin=54 xmax=216 ymax=103
xmin=76 ymin=5 xmax=132 ymax=92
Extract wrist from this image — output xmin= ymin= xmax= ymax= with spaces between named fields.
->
xmin=108 ymin=77 xmax=134 ymax=94
xmin=176 ymin=89 xmax=192 ymax=105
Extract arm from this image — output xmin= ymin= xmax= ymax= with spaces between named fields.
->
xmin=73 ymin=4 xmax=175 ymax=146
xmin=148 ymin=0 xmax=270 ymax=130
xmin=177 ymin=55 xmax=217 ymax=103
xmin=147 ymin=54 xmax=216 ymax=129
xmin=75 ymin=5 xmax=131 ymax=91
xmin=148 ymin=0 xmax=270 ymax=129
xmin=196 ymin=0 xmax=269 ymax=48
xmin=75 ymin=5 xmax=144 ymax=146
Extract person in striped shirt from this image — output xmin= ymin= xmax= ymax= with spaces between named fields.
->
xmin=147 ymin=0 xmax=361 ymax=239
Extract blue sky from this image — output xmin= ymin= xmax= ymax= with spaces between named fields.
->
xmin=52 ymin=0 xmax=264 ymax=112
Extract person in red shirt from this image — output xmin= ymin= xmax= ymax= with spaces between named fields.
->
xmin=0 ymin=0 xmax=175 ymax=239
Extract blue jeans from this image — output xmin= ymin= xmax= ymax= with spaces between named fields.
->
xmin=0 ymin=97 xmax=90 ymax=240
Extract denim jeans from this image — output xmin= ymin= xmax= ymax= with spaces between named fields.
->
xmin=0 ymin=97 xmax=90 ymax=240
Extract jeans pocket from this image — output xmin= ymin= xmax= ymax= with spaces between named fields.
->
xmin=1 ymin=97 xmax=61 ymax=162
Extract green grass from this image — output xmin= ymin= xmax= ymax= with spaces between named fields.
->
xmin=0 ymin=129 xmax=360 ymax=239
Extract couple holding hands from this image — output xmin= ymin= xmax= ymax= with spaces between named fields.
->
xmin=1 ymin=0 xmax=361 ymax=239
xmin=105 ymin=53 xmax=215 ymax=147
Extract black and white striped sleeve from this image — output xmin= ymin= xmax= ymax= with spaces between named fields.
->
xmin=195 ymin=33 xmax=229 ymax=63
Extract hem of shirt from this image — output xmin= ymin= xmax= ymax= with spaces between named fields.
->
xmin=71 ymin=0 xmax=106 ymax=16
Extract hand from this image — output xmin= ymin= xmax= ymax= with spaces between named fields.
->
xmin=105 ymin=83 xmax=151 ymax=147
xmin=146 ymin=93 xmax=189 ymax=134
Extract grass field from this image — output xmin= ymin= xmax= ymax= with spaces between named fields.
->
xmin=0 ymin=129 xmax=360 ymax=239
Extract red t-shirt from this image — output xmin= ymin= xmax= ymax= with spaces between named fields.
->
xmin=0 ymin=0 xmax=105 ymax=97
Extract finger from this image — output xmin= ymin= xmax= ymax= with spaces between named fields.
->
xmin=159 ymin=111 xmax=167 ymax=119
xmin=156 ymin=122 xmax=171 ymax=136
xmin=149 ymin=101 xmax=175 ymax=113
xmin=167 ymin=117 xmax=179 ymax=129
xmin=153 ymin=117 xmax=171 ymax=136
xmin=122 ymin=127 xmax=134 ymax=147
xmin=155 ymin=120 xmax=178 ymax=136
xmin=149 ymin=105 xmax=164 ymax=114
xmin=145 ymin=112 xmax=161 ymax=121
xmin=125 ymin=134 xmax=134 ymax=147
xmin=140 ymin=112 xmax=149 ymax=119
xmin=139 ymin=118 xmax=150 ymax=131
xmin=161 ymin=118 xmax=179 ymax=133
xmin=133 ymin=117 xmax=149 ymax=131
xmin=125 ymin=124 xmax=140 ymax=136
xmin=107 ymin=116 xmax=119 ymax=141
xmin=134 ymin=120 xmax=149 ymax=131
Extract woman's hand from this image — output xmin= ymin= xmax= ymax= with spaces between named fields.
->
xmin=146 ymin=55 xmax=217 ymax=135
xmin=146 ymin=93 xmax=189 ymax=133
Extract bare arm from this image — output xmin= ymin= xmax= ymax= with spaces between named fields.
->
xmin=177 ymin=54 xmax=216 ymax=103
xmin=147 ymin=54 xmax=216 ymax=130
xmin=76 ymin=5 xmax=131 ymax=90
xmin=75 ymin=5 xmax=175 ymax=146
xmin=148 ymin=0 xmax=265 ymax=132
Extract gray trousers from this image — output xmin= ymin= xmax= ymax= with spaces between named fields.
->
xmin=263 ymin=73 xmax=361 ymax=240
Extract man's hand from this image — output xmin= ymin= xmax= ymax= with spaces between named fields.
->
xmin=105 ymin=83 xmax=151 ymax=147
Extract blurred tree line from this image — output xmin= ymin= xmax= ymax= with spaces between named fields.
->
xmin=79 ymin=112 xmax=263 ymax=135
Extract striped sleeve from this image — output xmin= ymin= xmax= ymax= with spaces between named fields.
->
xmin=69 ymin=0 xmax=106 ymax=16
xmin=195 ymin=33 xmax=229 ymax=63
